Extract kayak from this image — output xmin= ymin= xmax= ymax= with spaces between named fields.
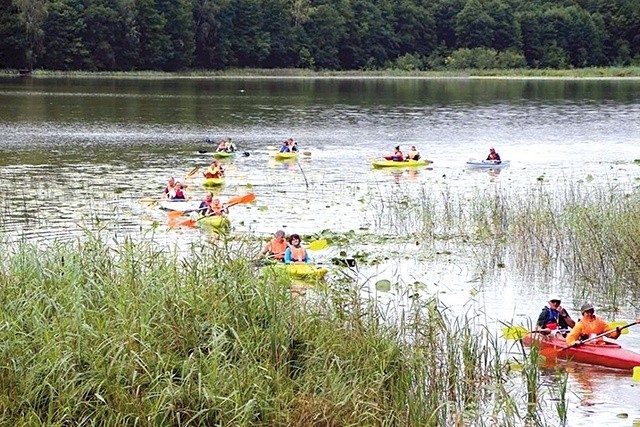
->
xmin=371 ymin=159 xmax=431 ymax=168
xmin=466 ymin=160 xmax=510 ymax=168
xmin=275 ymin=152 xmax=299 ymax=160
xmin=283 ymin=263 xmax=327 ymax=280
xmin=213 ymin=151 xmax=236 ymax=159
xmin=202 ymin=177 xmax=225 ymax=187
xmin=196 ymin=214 xmax=230 ymax=229
xmin=522 ymin=333 xmax=640 ymax=371
xmin=159 ymin=200 xmax=201 ymax=212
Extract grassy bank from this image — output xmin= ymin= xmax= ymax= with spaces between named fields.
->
xmin=2 ymin=67 xmax=640 ymax=79
xmin=0 ymin=234 xmax=550 ymax=426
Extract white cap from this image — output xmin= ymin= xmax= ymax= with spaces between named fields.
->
xmin=548 ymin=294 xmax=562 ymax=302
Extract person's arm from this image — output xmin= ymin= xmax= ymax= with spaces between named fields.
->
xmin=284 ymin=247 xmax=292 ymax=264
xmin=565 ymin=322 xmax=583 ymax=345
xmin=602 ymin=319 xmax=622 ymax=340
xmin=259 ymin=241 xmax=271 ymax=258
xmin=559 ymin=308 xmax=575 ymax=328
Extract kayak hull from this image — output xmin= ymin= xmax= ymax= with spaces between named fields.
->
xmin=268 ymin=263 xmax=327 ymax=280
xmin=372 ymin=159 xmax=431 ymax=168
xmin=522 ymin=333 xmax=640 ymax=371
xmin=213 ymin=151 xmax=236 ymax=159
xmin=197 ymin=215 xmax=230 ymax=229
xmin=275 ymin=152 xmax=299 ymax=161
xmin=202 ymin=178 xmax=225 ymax=187
xmin=159 ymin=200 xmax=201 ymax=212
xmin=466 ymin=160 xmax=510 ymax=168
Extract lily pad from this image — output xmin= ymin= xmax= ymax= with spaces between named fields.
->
xmin=375 ymin=279 xmax=392 ymax=292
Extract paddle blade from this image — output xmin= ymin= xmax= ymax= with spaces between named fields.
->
xmin=308 ymin=239 xmax=328 ymax=251
xmin=179 ymin=219 xmax=196 ymax=228
xmin=186 ymin=166 xmax=200 ymax=178
xmin=167 ymin=210 xmax=186 ymax=219
xmin=226 ymin=193 xmax=256 ymax=208
xmin=502 ymin=326 xmax=529 ymax=340
xmin=610 ymin=321 xmax=630 ymax=334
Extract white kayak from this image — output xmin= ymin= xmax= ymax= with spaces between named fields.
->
xmin=159 ymin=200 xmax=201 ymax=212
xmin=466 ymin=160 xmax=510 ymax=168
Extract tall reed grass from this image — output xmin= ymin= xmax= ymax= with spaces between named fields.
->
xmin=0 ymin=234 xmax=547 ymax=426
xmin=367 ymin=180 xmax=640 ymax=307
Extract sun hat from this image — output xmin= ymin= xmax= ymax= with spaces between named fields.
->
xmin=580 ymin=303 xmax=594 ymax=313
xmin=548 ymin=294 xmax=562 ymax=302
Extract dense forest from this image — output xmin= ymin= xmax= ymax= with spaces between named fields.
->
xmin=1 ymin=0 xmax=639 ymax=72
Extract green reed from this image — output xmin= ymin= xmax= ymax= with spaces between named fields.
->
xmin=0 ymin=234 xmax=547 ymax=426
xmin=369 ymin=179 xmax=640 ymax=306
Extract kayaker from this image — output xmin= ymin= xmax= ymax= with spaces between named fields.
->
xmin=226 ymin=138 xmax=236 ymax=152
xmin=284 ymin=234 xmax=310 ymax=264
xmin=486 ymin=147 xmax=501 ymax=163
xmin=203 ymin=160 xmax=225 ymax=179
xmin=216 ymin=139 xmax=228 ymax=152
xmin=407 ymin=145 xmax=420 ymax=161
xmin=162 ymin=176 xmax=176 ymax=199
xmin=535 ymin=294 xmax=575 ymax=336
xmin=288 ymin=138 xmax=298 ymax=152
xmin=385 ymin=146 xmax=404 ymax=162
xmin=259 ymin=230 xmax=288 ymax=262
xmin=565 ymin=303 xmax=621 ymax=346
xmin=169 ymin=182 xmax=186 ymax=200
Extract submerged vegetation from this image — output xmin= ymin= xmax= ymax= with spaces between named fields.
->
xmin=0 ymin=233 xmax=558 ymax=426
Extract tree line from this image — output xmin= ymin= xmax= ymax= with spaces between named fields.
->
xmin=1 ymin=0 xmax=639 ymax=72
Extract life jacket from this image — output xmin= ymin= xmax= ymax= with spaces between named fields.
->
xmin=541 ymin=307 xmax=560 ymax=329
xmin=205 ymin=166 xmax=221 ymax=179
xmin=268 ymin=238 xmax=288 ymax=260
xmin=407 ymin=150 xmax=419 ymax=160
xmin=171 ymin=188 xmax=185 ymax=200
xmin=210 ymin=201 xmax=224 ymax=216
xmin=290 ymin=245 xmax=306 ymax=262
xmin=393 ymin=150 xmax=404 ymax=161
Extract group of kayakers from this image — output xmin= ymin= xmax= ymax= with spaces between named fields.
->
xmin=383 ymin=146 xmax=500 ymax=163
xmin=279 ymin=138 xmax=299 ymax=153
xmin=258 ymin=230 xmax=311 ymax=264
xmin=162 ymin=175 xmax=227 ymax=218
xmin=535 ymin=294 xmax=628 ymax=345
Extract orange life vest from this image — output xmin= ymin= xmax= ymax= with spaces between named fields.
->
xmin=268 ymin=238 xmax=288 ymax=259
xmin=290 ymin=246 xmax=306 ymax=262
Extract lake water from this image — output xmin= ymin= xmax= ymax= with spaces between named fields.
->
xmin=1 ymin=76 xmax=640 ymax=425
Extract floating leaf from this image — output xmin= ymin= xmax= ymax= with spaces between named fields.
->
xmin=375 ymin=279 xmax=391 ymax=292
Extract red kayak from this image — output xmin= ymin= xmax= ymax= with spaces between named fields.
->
xmin=522 ymin=333 xmax=640 ymax=371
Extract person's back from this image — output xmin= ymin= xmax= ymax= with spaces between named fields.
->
xmin=487 ymin=147 xmax=501 ymax=162
xmin=279 ymin=141 xmax=290 ymax=153
xmin=407 ymin=146 xmax=420 ymax=161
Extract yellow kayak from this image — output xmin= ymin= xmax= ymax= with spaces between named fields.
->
xmin=202 ymin=177 xmax=225 ymax=187
xmin=275 ymin=152 xmax=299 ymax=160
xmin=281 ymin=263 xmax=328 ymax=280
xmin=197 ymin=215 xmax=230 ymax=229
xmin=213 ymin=151 xmax=236 ymax=159
xmin=371 ymin=159 xmax=431 ymax=168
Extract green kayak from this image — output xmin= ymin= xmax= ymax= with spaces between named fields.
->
xmin=213 ymin=151 xmax=236 ymax=159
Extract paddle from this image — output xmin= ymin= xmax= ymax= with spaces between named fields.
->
xmin=541 ymin=320 xmax=640 ymax=358
xmin=502 ymin=325 xmax=570 ymax=340
xmin=307 ymin=239 xmax=328 ymax=251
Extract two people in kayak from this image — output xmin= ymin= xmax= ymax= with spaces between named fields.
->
xmin=163 ymin=176 xmax=187 ymax=200
xmin=384 ymin=145 xmax=420 ymax=162
xmin=536 ymin=296 xmax=623 ymax=344
xmin=198 ymin=192 xmax=228 ymax=217
xmin=216 ymin=138 xmax=236 ymax=153
xmin=203 ymin=159 xmax=225 ymax=179
xmin=259 ymin=230 xmax=311 ymax=264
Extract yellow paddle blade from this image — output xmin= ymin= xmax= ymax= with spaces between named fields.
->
xmin=307 ymin=239 xmax=328 ymax=251
xmin=186 ymin=166 xmax=200 ymax=178
xmin=502 ymin=325 xmax=529 ymax=340
xmin=610 ymin=321 xmax=630 ymax=334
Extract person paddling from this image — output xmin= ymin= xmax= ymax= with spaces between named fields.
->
xmin=486 ymin=147 xmax=501 ymax=163
xmin=168 ymin=182 xmax=187 ymax=200
xmin=407 ymin=145 xmax=420 ymax=161
xmin=259 ymin=230 xmax=288 ymax=262
xmin=162 ymin=176 xmax=176 ymax=199
xmin=284 ymin=233 xmax=310 ymax=264
xmin=203 ymin=159 xmax=225 ymax=179
xmin=535 ymin=294 xmax=575 ymax=337
xmin=384 ymin=146 xmax=404 ymax=162
xmin=565 ymin=303 xmax=621 ymax=346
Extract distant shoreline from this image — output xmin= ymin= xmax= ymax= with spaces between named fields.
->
xmin=2 ymin=67 xmax=640 ymax=79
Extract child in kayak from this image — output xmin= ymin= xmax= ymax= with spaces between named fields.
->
xmin=284 ymin=234 xmax=310 ymax=264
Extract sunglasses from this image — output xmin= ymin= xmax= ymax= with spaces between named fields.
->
xmin=583 ymin=309 xmax=595 ymax=315
xmin=550 ymin=300 xmax=561 ymax=304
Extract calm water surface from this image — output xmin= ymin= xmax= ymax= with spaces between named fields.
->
xmin=1 ymin=76 xmax=640 ymax=426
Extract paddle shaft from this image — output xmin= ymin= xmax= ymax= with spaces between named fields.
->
xmin=561 ymin=320 xmax=639 ymax=351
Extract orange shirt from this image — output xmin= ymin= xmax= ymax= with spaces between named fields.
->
xmin=566 ymin=316 xmax=617 ymax=345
